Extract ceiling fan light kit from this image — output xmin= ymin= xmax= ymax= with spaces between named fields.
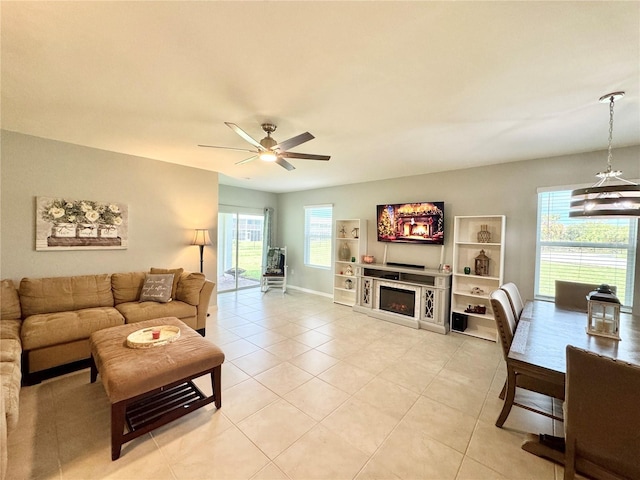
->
xmin=570 ymin=91 xmax=640 ymax=218
xmin=199 ymin=122 xmax=330 ymax=171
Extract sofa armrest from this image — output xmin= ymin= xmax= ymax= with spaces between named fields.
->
xmin=195 ymin=280 xmax=214 ymax=331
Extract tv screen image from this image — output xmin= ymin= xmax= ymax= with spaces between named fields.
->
xmin=377 ymin=202 xmax=444 ymax=245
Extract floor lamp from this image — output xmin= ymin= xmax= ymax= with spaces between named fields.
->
xmin=191 ymin=229 xmax=212 ymax=274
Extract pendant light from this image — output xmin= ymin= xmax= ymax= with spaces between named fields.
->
xmin=569 ymin=92 xmax=640 ymax=218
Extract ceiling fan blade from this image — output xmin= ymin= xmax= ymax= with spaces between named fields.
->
xmin=225 ymin=122 xmax=265 ymax=150
xmin=273 ymin=132 xmax=314 ymax=152
xmin=198 ymin=144 xmax=257 ymax=153
xmin=236 ymin=155 xmax=258 ymax=165
xmin=275 ymin=157 xmax=296 ymax=171
xmin=280 ymin=152 xmax=331 ymax=161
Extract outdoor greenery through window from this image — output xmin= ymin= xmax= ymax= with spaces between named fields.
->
xmin=535 ymin=188 xmax=637 ymax=308
xmin=304 ymin=204 xmax=332 ymax=268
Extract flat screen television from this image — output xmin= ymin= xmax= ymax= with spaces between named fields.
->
xmin=376 ymin=201 xmax=444 ymax=245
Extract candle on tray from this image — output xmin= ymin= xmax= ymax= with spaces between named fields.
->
xmin=152 ymin=329 xmax=160 ymax=340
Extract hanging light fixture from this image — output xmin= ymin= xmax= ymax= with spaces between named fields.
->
xmin=569 ymin=91 xmax=640 ymax=218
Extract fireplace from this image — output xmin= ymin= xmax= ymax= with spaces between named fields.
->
xmin=379 ymin=285 xmax=416 ymax=318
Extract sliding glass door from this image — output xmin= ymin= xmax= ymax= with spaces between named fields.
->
xmin=218 ymin=208 xmax=264 ymax=292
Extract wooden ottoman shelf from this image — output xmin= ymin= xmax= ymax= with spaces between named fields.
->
xmin=89 ymin=317 xmax=225 ymax=460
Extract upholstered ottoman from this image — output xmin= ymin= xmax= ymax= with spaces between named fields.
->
xmin=89 ymin=317 xmax=224 ymax=460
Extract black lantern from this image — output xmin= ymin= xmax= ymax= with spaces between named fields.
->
xmin=475 ymin=249 xmax=489 ymax=276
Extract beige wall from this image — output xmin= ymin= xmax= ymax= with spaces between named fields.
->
xmin=277 ymin=146 xmax=640 ymax=310
xmin=1 ymin=131 xmax=219 ymax=305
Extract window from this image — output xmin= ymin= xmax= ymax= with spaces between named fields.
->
xmin=304 ymin=204 xmax=332 ymax=268
xmin=535 ymin=188 xmax=637 ymax=308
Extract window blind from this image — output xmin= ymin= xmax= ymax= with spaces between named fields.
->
xmin=304 ymin=205 xmax=333 ymax=268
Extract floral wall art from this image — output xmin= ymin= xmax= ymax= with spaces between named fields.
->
xmin=36 ymin=196 xmax=128 ymax=250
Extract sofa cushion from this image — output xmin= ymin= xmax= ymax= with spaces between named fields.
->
xmin=116 ymin=300 xmax=196 ymax=324
xmin=19 ymin=274 xmax=114 ymax=317
xmin=175 ymin=272 xmax=206 ymax=306
xmin=139 ymin=274 xmax=173 ymax=303
xmin=0 ymin=320 xmax=21 ymax=343
xmin=0 ymin=360 xmax=21 ymax=433
xmin=0 ymin=340 xmax=21 ymax=363
xmin=1 ymin=279 xmax=21 ymax=320
xmin=111 ymin=272 xmax=146 ymax=305
xmin=150 ymin=267 xmax=183 ymax=299
xmin=21 ymin=307 xmax=124 ymax=351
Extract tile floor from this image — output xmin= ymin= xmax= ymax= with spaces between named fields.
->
xmin=7 ymin=288 xmax=570 ymax=480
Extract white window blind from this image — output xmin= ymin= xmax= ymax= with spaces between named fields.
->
xmin=535 ymin=189 xmax=637 ymax=308
xmin=304 ymin=205 xmax=332 ymax=268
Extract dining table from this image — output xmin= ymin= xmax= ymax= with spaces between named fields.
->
xmin=508 ymin=299 xmax=640 ymax=465
xmin=509 ymin=300 xmax=640 ymax=386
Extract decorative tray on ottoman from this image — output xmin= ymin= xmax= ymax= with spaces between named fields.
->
xmin=126 ymin=325 xmax=181 ymax=349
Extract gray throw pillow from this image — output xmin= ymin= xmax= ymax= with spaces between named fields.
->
xmin=139 ymin=273 xmax=174 ymax=303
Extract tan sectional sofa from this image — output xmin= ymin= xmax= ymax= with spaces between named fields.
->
xmin=18 ymin=269 xmax=214 ymax=385
xmin=1 ymin=279 xmax=23 ymax=480
xmin=0 ymin=269 xmax=213 ymax=478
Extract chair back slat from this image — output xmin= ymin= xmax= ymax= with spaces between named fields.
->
xmin=500 ymin=282 xmax=524 ymax=320
xmin=490 ymin=289 xmax=517 ymax=360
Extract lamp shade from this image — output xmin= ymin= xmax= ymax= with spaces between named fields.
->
xmin=570 ymin=184 xmax=640 ymax=218
xmin=191 ymin=229 xmax=212 ymax=246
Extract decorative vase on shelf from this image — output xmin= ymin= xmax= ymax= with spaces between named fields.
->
xmin=339 ymin=242 xmax=351 ymax=261
xmin=477 ymin=225 xmax=491 ymax=243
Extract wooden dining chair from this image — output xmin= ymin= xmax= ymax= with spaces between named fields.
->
xmin=500 ymin=282 xmax=524 ymax=321
xmin=555 ymin=280 xmax=616 ymax=312
xmin=564 ymin=346 xmax=640 ymax=480
xmin=490 ymin=289 xmax=565 ymax=427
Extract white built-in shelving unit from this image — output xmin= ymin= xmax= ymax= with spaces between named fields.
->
xmin=451 ymin=215 xmax=506 ymax=341
xmin=333 ymin=219 xmax=367 ymax=306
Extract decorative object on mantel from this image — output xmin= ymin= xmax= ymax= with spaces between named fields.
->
xmin=362 ymin=255 xmax=375 ymax=264
xmin=351 ymin=227 xmax=359 ymax=238
xmin=36 ymin=196 xmax=128 ymax=251
xmin=339 ymin=242 xmax=351 ymax=261
xmin=570 ymin=91 xmax=640 ymax=218
xmin=477 ymin=224 xmax=491 ymax=243
xmin=344 ymin=265 xmax=353 ymax=276
xmin=465 ymin=304 xmax=487 ymax=314
xmin=586 ymin=284 xmax=621 ymax=340
xmin=475 ymin=250 xmax=490 ymax=276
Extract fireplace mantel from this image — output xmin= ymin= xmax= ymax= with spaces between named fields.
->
xmin=353 ymin=263 xmax=451 ymax=334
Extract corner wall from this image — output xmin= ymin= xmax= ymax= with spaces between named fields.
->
xmin=0 ymin=131 xmax=219 ymax=305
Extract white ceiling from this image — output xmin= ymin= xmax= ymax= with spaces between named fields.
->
xmin=2 ymin=1 xmax=639 ymax=194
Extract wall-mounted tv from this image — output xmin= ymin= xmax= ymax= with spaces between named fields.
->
xmin=377 ymin=202 xmax=444 ymax=245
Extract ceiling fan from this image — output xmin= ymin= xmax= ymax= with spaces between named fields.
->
xmin=199 ymin=122 xmax=330 ymax=171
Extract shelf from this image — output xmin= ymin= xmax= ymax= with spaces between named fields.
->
xmin=453 ymin=291 xmax=490 ymax=299
xmin=451 ymin=215 xmax=505 ymax=341
xmin=334 ymin=219 xmax=367 ymax=306
xmin=453 ymin=274 xmax=500 ymax=282
xmin=455 ymin=241 xmax=501 ymax=247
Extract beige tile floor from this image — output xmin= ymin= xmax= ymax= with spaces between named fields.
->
xmin=7 ymin=288 xmax=569 ymax=480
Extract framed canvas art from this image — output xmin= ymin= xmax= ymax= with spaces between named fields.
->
xmin=36 ymin=196 xmax=128 ymax=251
